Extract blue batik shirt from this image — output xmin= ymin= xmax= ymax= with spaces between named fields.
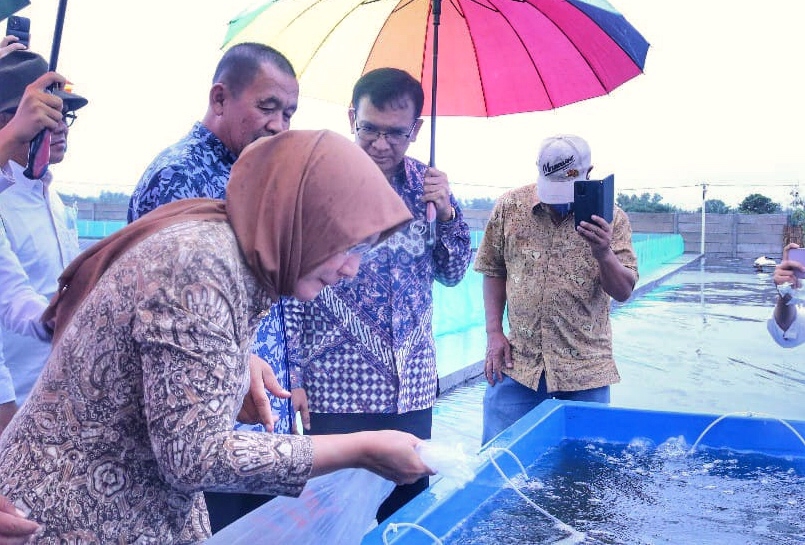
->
xmin=127 ymin=122 xmax=236 ymax=223
xmin=285 ymin=156 xmax=472 ymax=414
xmin=127 ymin=122 xmax=292 ymax=433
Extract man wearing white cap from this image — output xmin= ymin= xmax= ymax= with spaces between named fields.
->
xmin=474 ymin=134 xmax=638 ymax=444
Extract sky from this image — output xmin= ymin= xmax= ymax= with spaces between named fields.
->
xmin=13 ymin=0 xmax=805 ymax=211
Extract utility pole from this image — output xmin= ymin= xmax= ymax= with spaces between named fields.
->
xmin=700 ymin=182 xmax=707 ymax=318
xmin=700 ymin=183 xmax=707 ymax=258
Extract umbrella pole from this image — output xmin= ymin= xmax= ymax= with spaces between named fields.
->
xmin=49 ymin=0 xmax=68 ymax=70
xmin=426 ymin=0 xmax=441 ymax=241
xmin=428 ymin=0 xmax=441 ymax=169
xmin=23 ymin=0 xmax=68 ymax=180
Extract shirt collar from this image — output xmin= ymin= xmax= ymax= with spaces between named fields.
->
xmin=529 ymin=183 xmax=544 ymax=214
xmin=194 ymin=122 xmax=238 ymax=166
xmin=3 ymin=160 xmax=52 ymax=190
xmin=530 ymin=184 xmax=574 ymax=217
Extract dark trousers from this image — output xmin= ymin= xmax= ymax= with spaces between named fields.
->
xmin=309 ymin=408 xmax=433 ymax=523
xmin=204 ymin=491 xmax=274 ymax=534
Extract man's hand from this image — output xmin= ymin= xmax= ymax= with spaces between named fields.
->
xmin=0 ymin=494 xmax=39 ymax=544
xmin=484 ymin=331 xmax=512 ymax=386
xmin=422 ymin=167 xmax=454 ymax=221
xmin=577 ymin=214 xmax=635 ymax=302
xmin=2 ymin=72 xmax=66 ymax=145
xmin=774 ymin=243 xmax=804 ymax=289
xmin=773 ymin=243 xmax=802 ymax=332
xmin=237 ymin=354 xmax=290 ymax=431
xmin=291 ymin=387 xmax=310 ymax=434
xmin=576 ymin=215 xmax=613 ymax=259
xmin=0 ymin=36 xmax=26 ymax=60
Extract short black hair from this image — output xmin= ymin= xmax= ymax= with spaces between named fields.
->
xmin=213 ymin=43 xmax=296 ymax=97
xmin=351 ymin=67 xmax=424 ymax=119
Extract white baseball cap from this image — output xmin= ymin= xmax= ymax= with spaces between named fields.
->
xmin=536 ymin=135 xmax=592 ymax=204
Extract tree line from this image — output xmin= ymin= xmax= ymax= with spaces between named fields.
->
xmin=455 ymin=193 xmax=787 ymax=215
xmin=615 ymin=192 xmax=783 ymax=215
xmin=59 ymin=190 xmax=792 ymax=218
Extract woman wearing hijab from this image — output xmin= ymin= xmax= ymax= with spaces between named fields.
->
xmin=0 ymin=130 xmax=426 ymax=543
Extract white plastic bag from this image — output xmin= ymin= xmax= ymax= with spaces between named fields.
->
xmin=416 ymin=440 xmax=475 ymax=488
xmin=204 ymin=468 xmax=394 ymax=545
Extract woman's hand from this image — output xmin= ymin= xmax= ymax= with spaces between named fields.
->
xmin=237 ymin=354 xmax=290 ymax=431
xmin=311 ymin=430 xmax=433 ymax=485
xmin=355 ymin=430 xmax=434 ymax=485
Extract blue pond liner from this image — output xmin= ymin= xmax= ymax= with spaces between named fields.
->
xmin=363 ymin=400 xmax=805 ymax=544
xmin=432 ymin=232 xmax=684 ymax=338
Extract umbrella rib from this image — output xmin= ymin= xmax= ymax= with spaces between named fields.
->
xmin=555 ymin=0 xmax=646 ymax=100
xmin=273 ymin=0 xmax=383 ymax=76
xmin=506 ymin=0 xmax=611 ymax=109
xmin=391 ymin=0 xmax=417 ymax=13
xmin=458 ymin=0 xmax=501 ymax=116
xmin=566 ymin=0 xmax=649 ymax=69
xmin=563 ymin=2 xmax=609 ymax=94
xmin=464 ymin=0 xmax=552 ymax=113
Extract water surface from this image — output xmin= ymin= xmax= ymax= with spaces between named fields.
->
xmin=443 ymin=438 xmax=805 ymax=545
xmin=433 ymin=258 xmax=805 ymax=449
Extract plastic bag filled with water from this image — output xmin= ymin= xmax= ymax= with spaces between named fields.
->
xmin=205 ymin=468 xmax=394 ymax=545
xmin=416 ymin=440 xmax=475 ymax=487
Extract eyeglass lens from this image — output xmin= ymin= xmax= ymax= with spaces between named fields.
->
xmin=356 ymin=122 xmax=414 ymax=144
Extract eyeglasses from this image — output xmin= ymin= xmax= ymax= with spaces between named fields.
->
xmin=354 ymin=121 xmax=416 ymax=146
xmin=62 ymin=110 xmax=77 ymax=127
xmin=344 ymin=241 xmax=375 ymax=256
xmin=1 ymin=108 xmax=76 ymax=127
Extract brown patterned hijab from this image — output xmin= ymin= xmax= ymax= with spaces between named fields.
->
xmin=42 ymin=130 xmax=412 ymax=341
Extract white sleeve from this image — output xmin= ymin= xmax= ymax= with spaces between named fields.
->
xmin=767 ymin=310 xmax=805 ymax=348
xmin=0 ymin=165 xmax=13 ymax=194
xmin=0 ymin=336 xmax=13 ymax=404
xmin=0 ymin=222 xmax=51 ymax=341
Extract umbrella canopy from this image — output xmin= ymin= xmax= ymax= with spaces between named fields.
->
xmin=223 ymin=0 xmax=649 ymax=117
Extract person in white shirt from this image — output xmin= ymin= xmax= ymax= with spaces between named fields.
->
xmin=768 ymin=242 xmax=805 ymax=347
xmin=0 ymin=50 xmax=88 ymax=433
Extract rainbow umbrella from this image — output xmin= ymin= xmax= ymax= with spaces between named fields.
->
xmin=223 ymin=0 xmax=648 ymax=117
xmin=223 ymin=0 xmax=648 ymax=226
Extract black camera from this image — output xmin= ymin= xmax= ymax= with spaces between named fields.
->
xmin=5 ymin=15 xmax=30 ymax=48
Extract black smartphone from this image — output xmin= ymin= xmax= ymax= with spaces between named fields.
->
xmin=5 ymin=15 xmax=30 ymax=48
xmin=574 ymin=174 xmax=614 ymax=228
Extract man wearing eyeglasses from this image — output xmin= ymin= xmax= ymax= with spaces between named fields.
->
xmin=285 ymin=67 xmax=472 ymax=521
xmin=0 ymin=50 xmax=87 ymax=434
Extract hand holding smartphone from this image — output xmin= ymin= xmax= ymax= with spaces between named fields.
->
xmin=787 ymin=247 xmax=805 ymax=279
xmin=5 ymin=15 xmax=30 ymax=49
xmin=574 ymin=174 xmax=614 ymax=229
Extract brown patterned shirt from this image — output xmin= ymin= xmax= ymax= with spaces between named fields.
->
xmin=473 ymin=183 xmax=638 ymax=393
xmin=0 ymin=221 xmax=314 ymax=544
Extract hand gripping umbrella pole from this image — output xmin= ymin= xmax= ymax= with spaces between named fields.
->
xmin=23 ymin=0 xmax=68 ymax=180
